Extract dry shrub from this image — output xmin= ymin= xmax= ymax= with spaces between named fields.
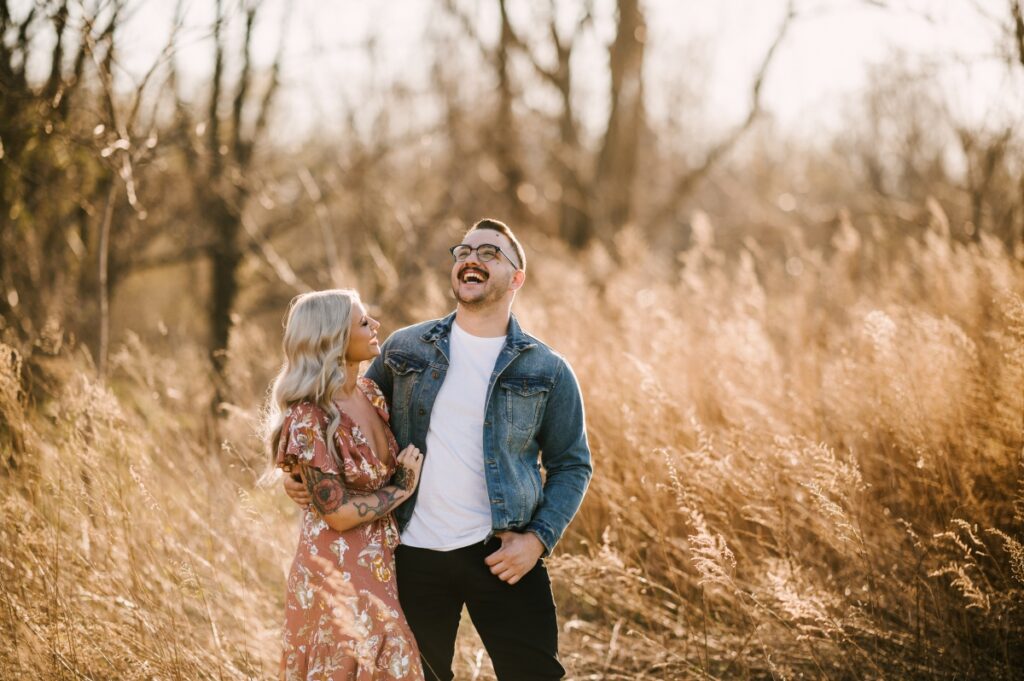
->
xmin=0 ymin=344 xmax=294 ymax=679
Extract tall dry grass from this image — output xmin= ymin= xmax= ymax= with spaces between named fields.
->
xmin=1 ymin=204 xmax=1022 ymax=679
xmin=521 ymin=214 xmax=1024 ymax=679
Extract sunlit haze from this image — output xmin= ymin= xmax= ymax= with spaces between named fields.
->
xmin=91 ymin=0 xmax=1020 ymax=144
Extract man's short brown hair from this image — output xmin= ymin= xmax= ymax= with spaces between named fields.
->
xmin=464 ymin=218 xmax=526 ymax=271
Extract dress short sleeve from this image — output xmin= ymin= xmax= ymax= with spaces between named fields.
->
xmin=276 ymin=401 xmax=340 ymax=475
xmin=358 ymin=376 xmax=390 ymax=423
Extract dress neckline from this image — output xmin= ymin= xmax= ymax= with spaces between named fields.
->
xmin=334 ymin=378 xmax=392 ymax=466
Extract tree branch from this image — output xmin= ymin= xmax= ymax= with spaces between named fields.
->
xmin=298 ymin=167 xmax=345 ymax=286
xmin=232 ymin=7 xmax=256 ymax=163
xmin=43 ymin=1 xmax=68 ymax=101
xmin=208 ymin=0 xmax=225 ymax=175
xmin=241 ymin=214 xmax=311 ymax=293
xmin=647 ymin=0 xmax=796 ymax=229
xmin=1011 ymin=0 xmax=1024 ymax=70
xmin=166 ymin=0 xmax=198 ymax=170
xmin=247 ymin=2 xmax=289 ymax=169
xmin=441 ymin=0 xmax=494 ymax=67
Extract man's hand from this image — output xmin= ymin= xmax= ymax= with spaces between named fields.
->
xmin=484 ymin=531 xmax=545 ymax=585
xmin=283 ymin=473 xmax=311 ymax=507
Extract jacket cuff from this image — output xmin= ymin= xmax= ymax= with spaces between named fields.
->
xmin=524 ymin=519 xmax=558 ymax=557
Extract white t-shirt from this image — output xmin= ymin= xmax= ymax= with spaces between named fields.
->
xmin=401 ymin=320 xmax=505 ymax=550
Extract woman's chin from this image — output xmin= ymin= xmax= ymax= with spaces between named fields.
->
xmin=346 ymin=347 xmax=380 ymax=363
xmin=361 ymin=345 xmax=382 ymax=360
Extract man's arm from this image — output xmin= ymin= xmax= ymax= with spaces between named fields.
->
xmin=486 ymin=359 xmax=592 ymax=584
xmin=523 ymin=359 xmax=593 ymax=555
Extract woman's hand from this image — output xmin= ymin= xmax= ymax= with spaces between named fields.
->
xmin=392 ymin=445 xmax=424 ymax=495
xmin=283 ymin=474 xmax=312 ymax=506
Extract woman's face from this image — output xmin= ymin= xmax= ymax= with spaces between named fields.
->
xmin=345 ymin=301 xmax=381 ymax=363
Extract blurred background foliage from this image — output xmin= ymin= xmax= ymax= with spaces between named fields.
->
xmin=3 ymin=0 xmax=1021 ymax=377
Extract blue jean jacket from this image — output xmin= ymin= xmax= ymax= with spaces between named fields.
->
xmin=364 ymin=312 xmax=592 ymax=555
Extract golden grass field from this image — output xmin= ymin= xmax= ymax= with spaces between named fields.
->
xmin=1 ymin=213 xmax=1022 ymax=679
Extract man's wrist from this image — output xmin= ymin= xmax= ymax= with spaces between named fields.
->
xmin=523 ymin=520 xmax=555 ymax=555
xmin=524 ymin=530 xmax=545 ymax=557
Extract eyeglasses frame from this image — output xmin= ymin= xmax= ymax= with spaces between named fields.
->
xmin=448 ymin=243 xmax=522 ymax=270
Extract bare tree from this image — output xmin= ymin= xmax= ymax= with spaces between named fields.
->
xmin=441 ymin=0 xmax=527 ymax=221
xmin=593 ymin=0 xmax=646 ymax=238
xmin=1011 ymin=0 xmax=1024 ymax=69
xmin=448 ymin=0 xmax=794 ymax=249
xmin=0 ymin=1 xmax=123 ymax=344
xmin=167 ymin=0 xmax=285 ymax=407
xmin=645 ymin=1 xmax=796 ymax=231
xmin=503 ymin=1 xmax=593 ymax=246
xmin=1004 ymin=0 xmax=1024 ymax=250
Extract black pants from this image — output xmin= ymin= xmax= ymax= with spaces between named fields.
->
xmin=395 ymin=538 xmax=565 ymax=681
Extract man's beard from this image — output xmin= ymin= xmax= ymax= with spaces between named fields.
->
xmin=452 ymin=273 xmax=509 ymax=308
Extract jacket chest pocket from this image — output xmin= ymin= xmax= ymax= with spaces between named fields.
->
xmin=500 ymin=377 xmax=552 ymax=437
xmin=384 ymin=352 xmax=428 ymax=437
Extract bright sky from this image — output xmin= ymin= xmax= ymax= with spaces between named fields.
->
xmin=28 ymin=0 xmax=1021 ymax=143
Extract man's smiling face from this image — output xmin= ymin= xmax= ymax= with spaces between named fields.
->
xmin=450 ymin=229 xmax=520 ymax=308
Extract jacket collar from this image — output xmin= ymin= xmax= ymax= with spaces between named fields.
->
xmin=420 ymin=311 xmax=536 ymax=352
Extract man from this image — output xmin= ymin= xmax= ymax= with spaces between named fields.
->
xmin=285 ymin=218 xmax=592 ymax=680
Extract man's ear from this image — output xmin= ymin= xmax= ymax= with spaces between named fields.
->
xmin=509 ymin=269 xmax=526 ymax=291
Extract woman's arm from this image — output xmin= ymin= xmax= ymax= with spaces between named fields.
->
xmin=300 ymin=444 xmax=422 ymax=533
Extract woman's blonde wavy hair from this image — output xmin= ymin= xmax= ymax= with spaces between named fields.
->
xmin=264 ymin=288 xmax=360 ymax=477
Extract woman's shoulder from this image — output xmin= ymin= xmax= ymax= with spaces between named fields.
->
xmin=283 ymin=400 xmax=330 ymax=426
xmin=278 ymin=400 xmax=336 ymax=473
xmin=357 ymin=376 xmax=389 ymax=417
xmin=357 ymin=375 xmax=383 ymax=396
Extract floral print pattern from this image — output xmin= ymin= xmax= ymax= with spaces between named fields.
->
xmin=277 ymin=377 xmax=423 ymax=681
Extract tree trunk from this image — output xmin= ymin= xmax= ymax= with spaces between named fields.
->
xmin=594 ymin=0 xmax=645 ymax=237
xmin=555 ymin=59 xmax=590 ymax=248
xmin=496 ymin=0 xmax=524 ymax=220
xmin=207 ymin=193 xmax=242 ymax=408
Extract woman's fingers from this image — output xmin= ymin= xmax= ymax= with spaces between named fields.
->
xmin=392 ymin=446 xmax=423 ymax=493
xmin=398 ymin=445 xmax=423 ymax=465
xmin=396 ymin=448 xmax=423 ymax=481
xmin=283 ymin=474 xmax=312 ymax=505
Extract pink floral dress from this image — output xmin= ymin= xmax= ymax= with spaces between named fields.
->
xmin=276 ymin=377 xmax=423 ymax=681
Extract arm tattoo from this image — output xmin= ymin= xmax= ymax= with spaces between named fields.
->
xmin=392 ymin=463 xmax=417 ymax=492
xmin=302 ymin=466 xmax=349 ymax=515
xmin=352 ymin=488 xmax=403 ymax=519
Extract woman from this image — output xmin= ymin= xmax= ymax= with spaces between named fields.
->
xmin=265 ymin=289 xmax=425 ymax=681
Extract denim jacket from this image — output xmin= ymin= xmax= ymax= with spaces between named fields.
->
xmin=364 ymin=312 xmax=592 ymax=555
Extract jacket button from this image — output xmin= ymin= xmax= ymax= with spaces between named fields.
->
xmin=418 ymin=408 xmax=426 ymax=415
xmin=432 ymin=370 xmax=439 ymax=379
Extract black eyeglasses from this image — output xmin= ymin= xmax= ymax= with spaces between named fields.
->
xmin=449 ymin=243 xmax=521 ymax=269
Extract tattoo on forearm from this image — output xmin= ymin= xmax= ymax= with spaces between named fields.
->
xmin=352 ymin=488 xmax=402 ymax=519
xmin=392 ymin=463 xmax=417 ymax=492
xmin=303 ymin=466 xmax=349 ymax=515
xmin=303 ymin=466 xmax=403 ymax=522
